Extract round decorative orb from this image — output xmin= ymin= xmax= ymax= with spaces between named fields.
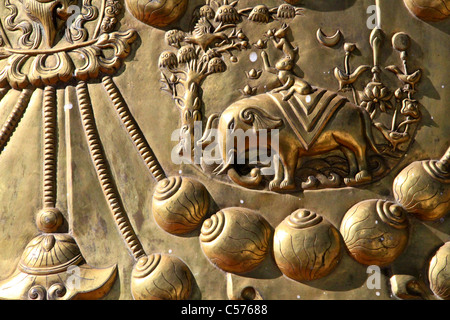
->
xmin=152 ymin=176 xmax=210 ymax=235
xmin=428 ymin=242 xmax=450 ymax=300
xmin=340 ymin=200 xmax=409 ymax=267
xmin=131 ymin=254 xmax=194 ymax=300
xmin=199 ymin=207 xmax=272 ymax=274
xmin=403 ymin=0 xmax=450 ymax=22
xmin=36 ymin=207 xmax=63 ymax=233
xmin=392 ymin=32 xmax=411 ymax=51
xmin=125 ymin=0 xmax=188 ymax=28
xmin=393 ymin=160 xmax=450 ymax=221
xmin=273 ymin=209 xmax=342 ymax=282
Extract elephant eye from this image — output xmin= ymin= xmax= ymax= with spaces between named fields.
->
xmin=228 ymin=119 xmax=235 ymax=131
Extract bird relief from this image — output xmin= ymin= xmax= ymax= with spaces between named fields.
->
xmin=158 ymin=1 xmax=423 ymax=192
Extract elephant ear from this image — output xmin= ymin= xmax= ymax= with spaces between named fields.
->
xmin=239 ymin=107 xmax=283 ymax=132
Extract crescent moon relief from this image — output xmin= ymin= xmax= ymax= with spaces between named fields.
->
xmin=316 ymin=28 xmax=343 ymax=47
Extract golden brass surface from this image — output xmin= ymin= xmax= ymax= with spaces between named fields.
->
xmin=0 ymin=0 xmax=448 ymax=300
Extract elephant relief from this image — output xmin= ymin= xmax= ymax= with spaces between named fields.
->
xmin=199 ymin=86 xmax=382 ymax=191
xmin=198 ymin=26 xmax=385 ymax=192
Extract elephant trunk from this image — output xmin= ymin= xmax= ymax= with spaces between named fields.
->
xmin=197 ymin=113 xmax=219 ymax=149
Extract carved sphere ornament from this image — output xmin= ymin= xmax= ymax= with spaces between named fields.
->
xmin=273 ymin=209 xmax=342 ymax=282
xmin=36 ymin=208 xmax=63 ymax=233
xmin=125 ymin=0 xmax=188 ymax=27
xmin=131 ymin=254 xmax=194 ymax=300
xmin=200 ymin=207 xmax=272 ymax=274
xmin=393 ymin=149 xmax=450 ymax=221
xmin=428 ymin=242 xmax=450 ymax=300
xmin=403 ymin=0 xmax=450 ymax=22
xmin=152 ymin=176 xmax=210 ymax=235
xmin=340 ymin=200 xmax=409 ymax=266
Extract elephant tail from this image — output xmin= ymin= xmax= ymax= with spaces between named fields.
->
xmin=362 ymin=108 xmax=381 ymax=154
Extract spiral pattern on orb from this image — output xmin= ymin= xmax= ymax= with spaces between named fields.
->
xmin=200 ymin=208 xmax=272 ymax=274
xmin=131 ymin=254 xmax=194 ymax=300
xmin=132 ymin=254 xmax=162 ymax=279
xmin=200 ymin=210 xmax=225 ymax=243
xmin=340 ymin=199 xmax=409 ymax=266
xmin=287 ymin=209 xmax=323 ymax=229
xmin=77 ymin=81 xmax=145 ymax=260
xmin=376 ymin=200 xmax=408 ymax=229
xmin=274 ymin=210 xmax=342 ymax=282
xmin=154 ymin=176 xmax=183 ymax=201
xmin=393 ymin=160 xmax=450 ymax=221
xmin=153 ymin=176 xmax=210 ymax=235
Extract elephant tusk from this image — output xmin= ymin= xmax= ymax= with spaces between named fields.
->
xmin=213 ymin=149 xmax=236 ymax=175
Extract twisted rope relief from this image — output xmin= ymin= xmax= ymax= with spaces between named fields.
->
xmin=76 ymin=80 xmax=146 ymax=260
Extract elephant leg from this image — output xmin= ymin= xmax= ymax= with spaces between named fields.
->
xmin=280 ymin=151 xmax=298 ymax=190
xmin=353 ymin=144 xmax=372 ymax=183
xmin=269 ymin=154 xmax=284 ymax=191
xmin=342 ymin=147 xmax=359 ymax=185
xmin=335 ymin=133 xmax=371 ymax=186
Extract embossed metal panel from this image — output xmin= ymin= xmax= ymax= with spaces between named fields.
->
xmin=0 ymin=0 xmax=448 ymax=300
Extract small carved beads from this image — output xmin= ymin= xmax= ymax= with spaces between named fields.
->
xmin=393 ymin=159 xmax=450 ymax=221
xmin=200 ymin=207 xmax=272 ymax=274
xmin=125 ymin=0 xmax=188 ymax=27
xmin=273 ymin=209 xmax=342 ymax=282
xmin=340 ymin=200 xmax=409 ymax=267
xmin=152 ymin=176 xmax=210 ymax=235
xmin=131 ymin=254 xmax=194 ymax=300
xmin=428 ymin=242 xmax=450 ymax=300
xmin=403 ymin=0 xmax=450 ymax=22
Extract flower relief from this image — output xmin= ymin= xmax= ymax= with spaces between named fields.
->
xmin=360 ymin=81 xmax=393 ymax=119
